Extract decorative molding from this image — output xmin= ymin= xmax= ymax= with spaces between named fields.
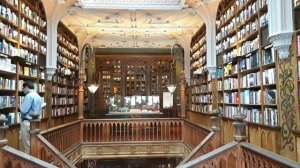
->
xmin=46 ymin=66 xmax=57 ymax=81
xmin=81 ymin=142 xmax=187 ymax=159
xmin=268 ymin=32 xmax=294 ymax=60
xmin=78 ymin=0 xmax=186 ymax=10
xmin=278 ymin=57 xmax=297 ymax=151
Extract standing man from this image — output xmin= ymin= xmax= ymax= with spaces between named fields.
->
xmin=20 ymin=81 xmax=43 ymax=154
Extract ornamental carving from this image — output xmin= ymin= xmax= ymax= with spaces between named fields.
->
xmin=78 ymin=0 xmax=185 ymax=10
xmin=268 ymin=32 xmax=293 ymax=60
xmin=278 ymin=57 xmax=297 ymax=151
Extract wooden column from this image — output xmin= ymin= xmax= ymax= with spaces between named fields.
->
xmin=30 ymin=112 xmax=41 ymax=157
xmin=45 ymin=79 xmax=53 ymax=128
xmin=180 ymin=71 xmax=186 ymax=118
xmin=78 ymin=71 xmax=84 ymax=119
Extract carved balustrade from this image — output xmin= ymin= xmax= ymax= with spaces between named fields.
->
xmin=177 ymin=141 xmax=300 ymax=168
xmin=1 ymin=146 xmax=58 ymax=168
xmin=82 ymin=118 xmax=183 ymax=142
xmin=41 ymin=121 xmax=81 ymax=152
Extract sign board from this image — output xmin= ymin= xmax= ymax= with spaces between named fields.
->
xmin=163 ymin=92 xmax=173 ymax=108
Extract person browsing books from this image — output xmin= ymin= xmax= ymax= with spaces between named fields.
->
xmin=20 ymin=81 xmax=43 ymax=154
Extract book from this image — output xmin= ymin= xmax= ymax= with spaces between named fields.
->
xmin=24 ymin=66 xmax=30 ymax=76
xmin=265 ymin=89 xmax=277 ymax=104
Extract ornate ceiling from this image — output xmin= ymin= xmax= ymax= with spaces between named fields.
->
xmin=60 ymin=0 xmax=214 ymax=48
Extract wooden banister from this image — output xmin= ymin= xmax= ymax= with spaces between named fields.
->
xmin=1 ymin=146 xmax=57 ymax=168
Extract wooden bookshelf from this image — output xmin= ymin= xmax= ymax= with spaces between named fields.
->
xmin=0 ymin=0 xmax=47 ymax=125
xmin=189 ymin=25 xmax=214 ymax=113
xmin=96 ymin=55 xmax=173 ymax=111
xmin=214 ymin=0 xmax=279 ymax=126
xmin=51 ymin=22 xmax=79 ymax=121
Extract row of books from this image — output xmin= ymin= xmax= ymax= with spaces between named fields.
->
xmin=190 ymin=104 xmax=212 ymax=113
xmin=237 ymin=37 xmax=259 ymax=56
xmin=224 ymin=92 xmax=239 ymax=104
xmin=20 ymin=33 xmax=39 ymax=50
xmin=236 ymin=2 xmax=257 ymax=26
xmin=0 ymin=39 xmax=19 ymax=56
xmin=239 ymin=51 xmax=260 ymax=71
xmin=240 ymin=71 xmax=260 ymax=88
xmin=20 ymin=18 xmax=40 ymax=37
xmin=18 ymin=65 xmax=38 ymax=77
xmin=216 ymin=19 xmax=235 ymax=42
xmin=239 ymin=107 xmax=278 ymax=126
xmin=58 ymin=33 xmax=79 ymax=53
xmin=237 ymin=19 xmax=258 ymax=41
xmin=0 ymin=4 xmax=18 ymax=25
xmin=0 ymin=78 xmax=15 ymax=90
xmin=52 ymin=97 xmax=77 ymax=105
xmin=224 ymin=78 xmax=238 ymax=90
xmin=0 ymin=96 xmax=16 ymax=108
xmin=0 ymin=57 xmax=16 ymax=72
xmin=57 ymin=45 xmax=79 ymax=61
xmin=242 ymin=108 xmax=261 ymax=124
xmin=191 ymin=95 xmax=212 ymax=104
xmin=0 ymin=21 xmax=18 ymax=40
xmin=263 ymin=68 xmax=276 ymax=85
xmin=240 ymin=90 xmax=261 ymax=104
xmin=21 ymin=2 xmax=46 ymax=27
xmin=51 ymin=106 xmax=78 ymax=117
xmin=19 ymin=48 xmax=38 ymax=64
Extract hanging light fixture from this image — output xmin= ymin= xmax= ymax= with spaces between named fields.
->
xmin=87 ymin=84 xmax=99 ymax=93
xmin=81 ymin=44 xmax=99 ymax=94
xmin=167 ymin=84 xmax=176 ymax=95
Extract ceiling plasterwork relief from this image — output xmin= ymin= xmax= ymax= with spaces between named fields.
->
xmin=77 ymin=0 xmax=186 ymax=10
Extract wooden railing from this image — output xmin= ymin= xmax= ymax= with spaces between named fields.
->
xmin=178 ymin=131 xmax=217 ymax=166
xmin=1 ymin=146 xmax=57 ymax=168
xmin=82 ymin=118 xmax=183 ymax=142
xmin=240 ymin=143 xmax=300 ymax=168
xmin=41 ymin=121 xmax=81 ymax=153
xmin=177 ymin=141 xmax=300 ymax=168
xmin=32 ymin=134 xmax=76 ymax=168
xmin=182 ymin=120 xmax=211 ymax=149
xmin=3 ymin=117 xmax=298 ymax=168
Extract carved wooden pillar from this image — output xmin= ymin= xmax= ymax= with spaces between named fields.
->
xmin=180 ymin=71 xmax=186 ymax=118
xmin=45 ymin=79 xmax=53 ymax=128
xmin=211 ymin=109 xmax=222 ymax=148
xmin=268 ymin=0 xmax=296 ymax=160
xmin=30 ymin=112 xmax=41 ymax=158
xmin=233 ymin=112 xmax=247 ymax=142
xmin=78 ymin=70 xmax=84 ymax=120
